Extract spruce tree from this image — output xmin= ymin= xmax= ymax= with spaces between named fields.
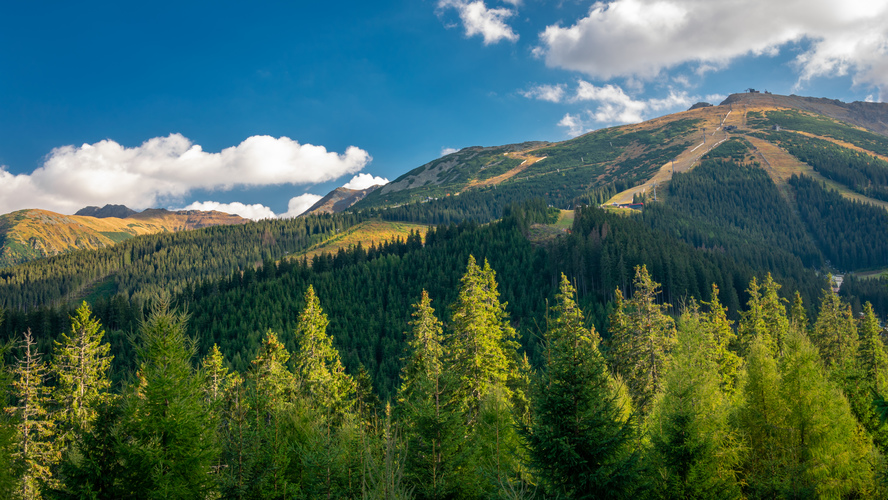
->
xmin=647 ymin=305 xmax=743 ymax=499
xmin=607 ymin=264 xmax=676 ymax=414
xmin=51 ymin=302 xmax=113 ymax=440
xmin=293 ymin=285 xmax=355 ymax=418
xmin=115 ymin=296 xmax=219 ymax=498
xmin=7 ymin=329 xmax=59 ymax=499
xmin=524 ymin=274 xmax=641 ymax=499
xmin=737 ymin=274 xmax=789 ymax=356
xmin=397 ymin=290 xmax=460 ymax=499
xmin=447 ymin=256 xmax=523 ymax=421
xmin=0 ymin=340 xmax=17 ymax=499
xmin=702 ymin=285 xmax=741 ymax=395
xmin=811 ymin=287 xmax=858 ymax=371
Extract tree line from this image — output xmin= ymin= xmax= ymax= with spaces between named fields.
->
xmin=0 ymin=257 xmax=887 ymax=498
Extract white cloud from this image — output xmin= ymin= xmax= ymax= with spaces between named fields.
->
xmin=438 ymin=0 xmax=519 ymax=45
xmin=520 ymin=83 xmax=567 ymax=103
xmin=556 ymin=82 xmax=695 ymax=136
xmin=0 ymin=134 xmax=371 ymax=215
xmin=281 ymin=194 xmax=324 ymax=218
xmin=557 ymin=113 xmax=588 ymax=137
xmin=536 ymin=0 xmax=888 ymax=95
xmin=182 ymin=201 xmax=277 ymax=221
xmin=441 ymin=147 xmax=459 ymax=156
xmin=342 ymin=173 xmax=389 ymax=190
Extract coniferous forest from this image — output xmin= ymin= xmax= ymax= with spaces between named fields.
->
xmin=2 ymin=124 xmax=888 ymax=497
xmin=0 ymin=256 xmax=887 ymax=499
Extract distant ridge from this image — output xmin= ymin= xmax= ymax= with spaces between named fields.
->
xmin=303 ymin=185 xmax=382 ymax=215
xmin=0 ymin=208 xmax=249 ymax=268
xmin=75 ymin=204 xmax=137 ymax=218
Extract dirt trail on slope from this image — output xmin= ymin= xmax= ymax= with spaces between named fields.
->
xmin=605 ymin=107 xmax=732 ymax=205
xmin=463 ymin=154 xmax=547 ymax=190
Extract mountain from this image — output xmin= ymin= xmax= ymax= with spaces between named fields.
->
xmin=0 ymin=208 xmax=249 ymax=268
xmin=354 ymin=92 xmax=888 ymax=212
xmin=75 ymin=204 xmax=138 ymax=218
xmin=302 ymin=185 xmax=382 ymax=215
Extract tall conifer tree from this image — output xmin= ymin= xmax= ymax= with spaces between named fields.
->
xmin=115 ymin=296 xmax=219 ymax=498
xmin=525 ymin=274 xmax=641 ymax=499
xmin=7 ymin=329 xmax=58 ymax=499
xmin=607 ymin=265 xmax=675 ymax=414
xmin=51 ymin=302 xmax=113 ymax=439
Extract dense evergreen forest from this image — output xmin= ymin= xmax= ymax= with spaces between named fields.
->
xmin=1 ymin=123 xmax=888 ymax=497
xmin=1 ymin=258 xmax=887 ymax=498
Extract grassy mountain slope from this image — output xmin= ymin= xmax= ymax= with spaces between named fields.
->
xmin=290 ymin=219 xmax=429 ymax=262
xmin=0 ymin=208 xmax=249 ymax=268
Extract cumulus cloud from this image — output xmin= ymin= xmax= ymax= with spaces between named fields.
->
xmin=281 ymin=194 xmax=324 ymax=218
xmin=438 ymin=0 xmax=519 ymax=45
xmin=535 ymin=0 xmax=888 ymax=95
xmin=342 ymin=173 xmax=389 ymax=190
xmin=182 ymin=201 xmax=277 ymax=221
xmin=441 ymin=147 xmax=460 ymax=156
xmin=555 ymin=82 xmax=695 ymax=136
xmin=557 ymin=113 xmax=588 ymax=137
xmin=0 ymin=134 xmax=371 ymax=215
xmin=520 ymin=83 xmax=567 ymax=103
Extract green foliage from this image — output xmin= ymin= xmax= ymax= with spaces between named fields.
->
xmin=607 ymin=265 xmax=676 ymax=414
xmin=51 ymin=302 xmax=113 ymax=438
xmin=524 ymin=274 xmax=642 ymax=499
xmin=114 ymin=296 xmax=219 ymax=498
xmin=811 ymin=287 xmax=859 ymax=370
xmin=447 ymin=256 xmax=523 ymax=421
xmin=647 ymin=304 xmax=743 ymax=499
xmin=790 ymin=174 xmax=888 ymax=270
xmin=7 ymin=329 xmax=59 ymax=499
xmin=760 ymin=109 xmax=888 ymax=157
xmin=739 ymin=328 xmax=875 ymax=498
xmin=293 ymin=285 xmax=356 ymax=418
xmin=737 ymin=274 xmax=789 ymax=357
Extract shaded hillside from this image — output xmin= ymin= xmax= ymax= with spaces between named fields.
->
xmin=0 ymin=208 xmax=249 ymax=268
xmin=75 ymin=204 xmax=137 ymax=218
xmin=302 ymin=185 xmax=381 ymax=215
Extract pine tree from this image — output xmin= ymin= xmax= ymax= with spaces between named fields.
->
xmin=397 ymin=290 xmax=460 ymax=499
xmin=524 ymin=274 xmax=641 ymax=499
xmin=702 ymin=285 xmax=741 ymax=395
xmin=647 ymin=305 xmax=743 ymax=499
xmin=738 ymin=275 xmax=790 ymax=357
xmin=447 ymin=256 xmax=523 ymax=421
xmin=51 ymin=302 xmax=113 ymax=440
xmin=293 ymin=285 xmax=356 ymax=418
xmin=607 ymin=264 xmax=676 ymax=414
xmin=810 ymin=287 xmax=858 ymax=371
xmin=859 ymin=302 xmax=888 ymax=395
xmin=6 ymin=329 xmax=59 ymax=499
xmin=115 ymin=296 xmax=219 ymax=498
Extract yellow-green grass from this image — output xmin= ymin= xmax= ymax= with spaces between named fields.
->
xmin=290 ymin=220 xmax=430 ymax=262
xmin=527 ymin=210 xmax=575 ymax=245
xmin=851 ymin=269 xmax=888 ymax=280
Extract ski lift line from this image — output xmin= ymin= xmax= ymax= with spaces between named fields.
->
xmin=689 ymin=142 xmax=705 ymax=152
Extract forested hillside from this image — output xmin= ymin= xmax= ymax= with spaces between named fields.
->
xmin=0 ymin=258 xmax=886 ymax=498
xmin=2 ymin=93 xmax=888 ymax=497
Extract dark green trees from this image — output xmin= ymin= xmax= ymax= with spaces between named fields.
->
xmin=608 ymin=264 xmax=676 ymax=414
xmin=115 ymin=297 xmax=219 ymax=498
xmin=525 ymin=274 xmax=640 ymax=498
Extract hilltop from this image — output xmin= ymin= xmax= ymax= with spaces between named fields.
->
xmin=0 ymin=207 xmax=248 ymax=268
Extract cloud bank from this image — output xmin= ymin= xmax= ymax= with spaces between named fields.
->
xmin=0 ymin=134 xmax=371 ymax=215
xmin=535 ymin=0 xmax=888 ymax=96
xmin=438 ymin=0 xmax=519 ymax=45
xmin=342 ymin=173 xmax=389 ymax=190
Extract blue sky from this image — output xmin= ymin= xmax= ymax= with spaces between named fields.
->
xmin=1 ymin=0 xmax=886 ymax=218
